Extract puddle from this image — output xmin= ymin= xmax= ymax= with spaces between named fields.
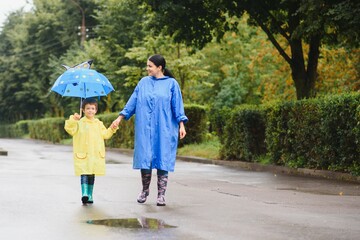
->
xmin=276 ymin=187 xmax=356 ymax=196
xmin=86 ymin=218 xmax=177 ymax=229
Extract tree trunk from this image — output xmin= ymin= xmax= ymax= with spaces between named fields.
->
xmin=289 ymin=36 xmax=321 ymax=100
xmin=289 ymin=39 xmax=307 ymax=99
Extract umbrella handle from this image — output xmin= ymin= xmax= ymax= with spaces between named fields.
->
xmin=79 ymin=98 xmax=82 ymax=118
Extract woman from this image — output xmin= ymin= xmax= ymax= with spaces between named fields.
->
xmin=113 ymin=54 xmax=188 ymax=206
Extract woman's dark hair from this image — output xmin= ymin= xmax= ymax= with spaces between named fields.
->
xmin=148 ymin=54 xmax=175 ymax=78
xmin=82 ymin=98 xmax=98 ymax=110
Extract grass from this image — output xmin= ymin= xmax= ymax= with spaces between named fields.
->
xmin=60 ymin=138 xmax=72 ymax=145
xmin=177 ymin=138 xmax=221 ymax=160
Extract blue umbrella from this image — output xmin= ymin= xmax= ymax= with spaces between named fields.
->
xmin=51 ymin=61 xmax=115 ymax=116
xmin=51 ymin=68 xmax=114 ymax=99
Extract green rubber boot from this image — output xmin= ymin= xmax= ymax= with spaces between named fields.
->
xmin=87 ymin=184 xmax=94 ymax=204
xmin=81 ymin=183 xmax=89 ymax=204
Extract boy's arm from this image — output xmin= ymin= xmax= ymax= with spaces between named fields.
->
xmin=64 ymin=115 xmax=79 ymax=136
xmin=100 ymin=121 xmax=119 ymax=140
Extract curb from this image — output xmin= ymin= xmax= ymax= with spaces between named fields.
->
xmin=176 ymin=155 xmax=360 ymax=183
xmin=0 ymin=148 xmax=8 ymax=156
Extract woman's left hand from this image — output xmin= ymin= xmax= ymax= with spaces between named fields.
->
xmin=179 ymin=122 xmax=186 ymax=139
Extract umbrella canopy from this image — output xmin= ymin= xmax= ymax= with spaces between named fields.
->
xmin=51 ymin=68 xmax=114 ymax=99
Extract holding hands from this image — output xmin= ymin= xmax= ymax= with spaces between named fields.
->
xmin=112 ymin=115 xmax=124 ymax=128
xmin=110 ymin=121 xmax=118 ymax=130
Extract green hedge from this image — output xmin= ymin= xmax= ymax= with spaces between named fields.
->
xmin=28 ymin=117 xmax=68 ymax=143
xmin=266 ymin=99 xmax=324 ymax=167
xmin=218 ymin=93 xmax=360 ymax=175
xmin=266 ymin=93 xmax=360 ymax=173
xmin=179 ymin=104 xmax=207 ymax=146
xmin=0 ymin=120 xmax=32 ymax=138
xmin=317 ymin=94 xmax=359 ymax=173
xmin=220 ymin=105 xmax=266 ymax=161
xmin=208 ymin=106 xmax=232 ymax=144
xmin=0 ymin=124 xmax=15 ymax=138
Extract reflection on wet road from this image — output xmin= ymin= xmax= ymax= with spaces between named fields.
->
xmin=87 ymin=218 xmax=176 ymax=229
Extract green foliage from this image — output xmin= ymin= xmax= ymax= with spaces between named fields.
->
xmin=265 ymin=93 xmax=360 ymax=174
xmin=179 ymin=104 xmax=207 ymax=146
xmin=208 ymin=106 xmax=232 ymax=144
xmin=266 ymin=100 xmax=323 ymax=167
xmin=356 ymin=105 xmax=360 ymax=157
xmin=14 ymin=120 xmax=31 ymax=137
xmin=1 ymin=1 xmax=359 ymax=123
xmin=142 ymin=0 xmax=231 ymax=49
xmin=317 ymin=94 xmax=360 ymax=170
xmin=0 ymin=0 xmax=99 ymax=122
xmin=189 ymin=16 xmax=268 ymax=107
xmin=141 ymin=0 xmax=360 ymax=99
xmin=28 ymin=117 xmax=68 ymax=143
xmin=0 ymin=124 xmax=16 ymax=138
xmin=216 ymin=93 xmax=360 ymax=175
xmin=220 ymin=105 xmax=266 ymax=161
xmin=0 ymin=120 xmax=32 ymax=138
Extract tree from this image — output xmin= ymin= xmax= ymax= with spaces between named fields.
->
xmin=0 ymin=0 xmax=99 ymax=121
xmin=142 ymin=0 xmax=360 ymax=99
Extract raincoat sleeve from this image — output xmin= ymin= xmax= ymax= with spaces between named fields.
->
xmin=99 ymin=121 xmax=118 ymax=139
xmin=119 ymin=84 xmax=139 ymax=120
xmin=64 ymin=115 xmax=79 ymax=136
xmin=171 ymin=80 xmax=188 ymax=124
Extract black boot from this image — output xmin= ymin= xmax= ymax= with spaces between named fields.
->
xmin=157 ymin=175 xmax=168 ymax=206
xmin=137 ymin=170 xmax=152 ymax=203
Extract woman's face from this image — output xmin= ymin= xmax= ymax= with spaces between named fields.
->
xmin=146 ymin=60 xmax=162 ymax=77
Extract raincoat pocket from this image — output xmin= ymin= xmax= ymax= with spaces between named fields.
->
xmin=75 ymin=152 xmax=87 ymax=159
xmin=99 ymin=151 xmax=105 ymax=158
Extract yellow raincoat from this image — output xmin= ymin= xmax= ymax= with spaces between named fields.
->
xmin=64 ymin=115 xmax=118 ymax=176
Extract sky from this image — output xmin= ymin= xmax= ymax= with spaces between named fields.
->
xmin=0 ymin=0 xmax=33 ymax=29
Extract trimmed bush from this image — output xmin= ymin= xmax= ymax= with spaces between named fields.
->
xmin=317 ymin=94 xmax=360 ymax=172
xmin=28 ymin=117 xmax=67 ymax=143
xmin=0 ymin=124 xmax=16 ymax=138
xmin=0 ymin=120 xmax=32 ymax=138
xmin=208 ymin=106 xmax=232 ymax=144
xmin=15 ymin=120 xmax=30 ymax=137
xmin=179 ymin=104 xmax=208 ymax=146
xmin=265 ymin=93 xmax=360 ymax=174
xmin=265 ymin=100 xmax=323 ymax=168
xmin=220 ymin=105 xmax=266 ymax=161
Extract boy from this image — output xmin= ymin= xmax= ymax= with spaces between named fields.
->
xmin=65 ymin=98 xmax=118 ymax=204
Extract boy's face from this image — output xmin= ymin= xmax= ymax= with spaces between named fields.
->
xmin=83 ymin=103 xmax=97 ymax=119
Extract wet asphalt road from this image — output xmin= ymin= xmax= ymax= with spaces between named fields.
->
xmin=0 ymin=138 xmax=359 ymax=240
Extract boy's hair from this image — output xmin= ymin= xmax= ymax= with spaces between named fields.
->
xmin=82 ymin=98 xmax=98 ymax=110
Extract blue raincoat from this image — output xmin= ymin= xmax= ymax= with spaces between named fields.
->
xmin=119 ymin=76 xmax=188 ymax=172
